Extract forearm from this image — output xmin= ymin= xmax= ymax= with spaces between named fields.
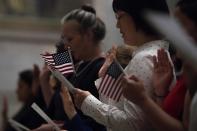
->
xmin=140 ymin=97 xmax=185 ymax=131
xmin=81 ymin=95 xmax=136 ymax=130
xmin=154 ymin=95 xmax=166 ymax=107
xmin=65 ymin=107 xmax=77 ymax=121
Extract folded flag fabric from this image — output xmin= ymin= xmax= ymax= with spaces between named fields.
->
xmin=41 ymin=50 xmax=75 ymax=76
xmin=98 ymin=61 xmax=124 ymax=101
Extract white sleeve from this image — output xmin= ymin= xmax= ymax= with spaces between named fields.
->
xmin=81 ymin=95 xmax=147 ymax=131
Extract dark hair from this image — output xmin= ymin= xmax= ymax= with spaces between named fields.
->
xmin=19 ymin=70 xmax=33 ymax=88
xmin=61 ymin=5 xmax=106 ymax=43
xmin=112 ymin=0 xmax=169 ymax=36
xmin=178 ymin=0 xmax=197 ymax=25
xmin=56 ymin=40 xmax=66 ymax=53
xmin=177 ymin=0 xmax=197 ymax=6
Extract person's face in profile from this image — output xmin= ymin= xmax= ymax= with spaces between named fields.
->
xmin=62 ymin=20 xmax=88 ymax=61
xmin=16 ymin=79 xmax=32 ymax=103
xmin=115 ymin=11 xmax=138 ymax=45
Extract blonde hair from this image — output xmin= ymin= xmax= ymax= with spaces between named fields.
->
xmin=116 ymin=45 xmax=136 ymax=68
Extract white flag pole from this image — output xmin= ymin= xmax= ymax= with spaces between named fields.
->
xmin=8 ymin=119 xmax=30 ymax=131
xmin=31 ymin=103 xmax=61 ymax=131
xmin=50 ymin=69 xmax=77 ymax=94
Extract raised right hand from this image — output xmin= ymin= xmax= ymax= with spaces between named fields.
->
xmin=99 ymin=46 xmax=117 ymax=77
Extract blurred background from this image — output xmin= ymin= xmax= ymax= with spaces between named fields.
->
xmin=0 ymin=0 xmax=179 ymax=129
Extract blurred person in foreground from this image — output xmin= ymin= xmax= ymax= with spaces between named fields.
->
xmin=121 ymin=1 xmax=197 ymax=131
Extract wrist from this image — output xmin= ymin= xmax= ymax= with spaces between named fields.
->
xmin=137 ymin=93 xmax=149 ymax=107
xmin=64 ymin=101 xmax=77 ymax=120
xmin=139 ymin=96 xmax=152 ymax=109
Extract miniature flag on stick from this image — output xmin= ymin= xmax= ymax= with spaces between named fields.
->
xmin=41 ymin=49 xmax=75 ymax=76
xmin=98 ymin=60 xmax=125 ymax=101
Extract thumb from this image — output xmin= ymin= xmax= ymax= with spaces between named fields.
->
xmin=129 ymin=75 xmax=139 ymax=82
xmin=74 ymin=88 xmax=83 ymax=94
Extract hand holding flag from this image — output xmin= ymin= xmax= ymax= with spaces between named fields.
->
xmin=41 ymin=49 xmax=75 ymax=76
xmin=98 ymin=60 xmax=125 ymax=102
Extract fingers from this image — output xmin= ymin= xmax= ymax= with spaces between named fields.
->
xmin=99 ymin=46 xmax=118 ymax=77
xmin=157 ymin=49 xmax=173 ymax=71
xmin=111 ymin=44 xmax=117 ymax=50
xmin=73 ymin=92 xmax=81 ymax=109
xmin=107 ymin=45 xmax=117 ymax=62
xmin=129 ymin=75 xmax=139 ymax=82
xmin=153 ymin=55 xmax=158 ymax=69
xmin=122 ymin=75 xmax=136 ymax=87
xmin=57 ymin=123 xmax=64 ymax=128
xmin=157 ymin=49 xmax=164 ymax=66
xmin=60 ymin=85 xmax=72 ymax=101
xmin=98 ymin=65 xmax=108 ymax=77
xmin=158 ymin=49 xmax=169 ymax=66
xmin=73 ymin=89 xmax=90 ymax=109
xmin=155 ymin=49 xmax=170 ymax=67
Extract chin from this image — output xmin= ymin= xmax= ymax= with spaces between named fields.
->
xmin=124 ymin=39 xmax=133 ymax=46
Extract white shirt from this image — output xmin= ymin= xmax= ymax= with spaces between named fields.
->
xmin=81 ymin=40 xmax=171 ymax=131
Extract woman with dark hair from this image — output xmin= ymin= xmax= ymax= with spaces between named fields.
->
xmin=34 ymin=5 xmax=106 ymax=131
xmin=73 ymin=0 xmax=174 ymax=131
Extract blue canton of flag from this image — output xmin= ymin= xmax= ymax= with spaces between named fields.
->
xmin=98 ymin=61 xmax=124 ymax=101
xmin=41 ymin=50 xmax=75 ymax=76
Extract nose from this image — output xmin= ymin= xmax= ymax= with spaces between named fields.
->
xmin=116 ymin=20 xmax=120 ymax=29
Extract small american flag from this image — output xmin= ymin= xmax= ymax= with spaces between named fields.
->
xmin=98 ymin=61 xmax=124 ymax=101
xmin=41 ymin=50 xmax=75 ymax=76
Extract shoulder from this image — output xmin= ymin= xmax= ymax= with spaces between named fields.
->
xmin=86 ymin=57 xmax=105 ymax=75
xmin=92 ymin=57 xmax=105 ymax=68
